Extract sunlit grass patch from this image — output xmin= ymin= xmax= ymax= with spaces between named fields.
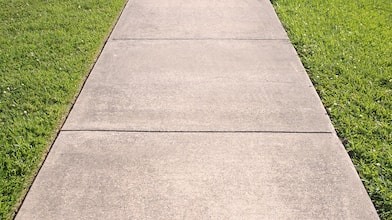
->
xmin=0 ymin=0 xmax=127 ymax=219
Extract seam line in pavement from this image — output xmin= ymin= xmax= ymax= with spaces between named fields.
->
xmin=111 ymin=38 xmax=290 ymax=41
xmin=61 ymin=129 xmax=333 ymax=134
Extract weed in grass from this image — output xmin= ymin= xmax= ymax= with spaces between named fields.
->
xmin=272 ymin=0 xmax=391 ymax=218
xmin=0 ymin=0 xmax=127 ymax=219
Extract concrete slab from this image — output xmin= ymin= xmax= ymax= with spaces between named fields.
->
xmin=15 ymin=0 xmax=379 ymax=218
xmin=16 ymin=131 xmax=378 ymax=219
xmin=63 ymin=40 xmax=333 ymax=132
xmin=111 ymin=0 xmax=288 ymax=39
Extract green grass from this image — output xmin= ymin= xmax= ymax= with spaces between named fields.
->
xmin=0 ymin=0 xmax=127 ymax=219
xmin=271 ymin=0 xmax=391 ymax=218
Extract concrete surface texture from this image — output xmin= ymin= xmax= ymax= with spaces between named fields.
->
xmin=16 ymin=0 xmax=379 ymax=219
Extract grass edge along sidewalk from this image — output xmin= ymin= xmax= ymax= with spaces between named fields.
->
xmin=272 ymin=0 xmax=391 ymax=218
xmin=0 ymin=0 xmax=128 ymax=219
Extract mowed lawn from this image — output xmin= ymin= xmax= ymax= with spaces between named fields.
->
xmin=0 ymin=0 xmax=127 ymax=219
xmin=272 ymin=0 xmax=391 ymax=218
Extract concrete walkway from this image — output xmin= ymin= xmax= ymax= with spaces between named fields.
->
xmin=16 ymin=0 xmax=378 ymax=219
